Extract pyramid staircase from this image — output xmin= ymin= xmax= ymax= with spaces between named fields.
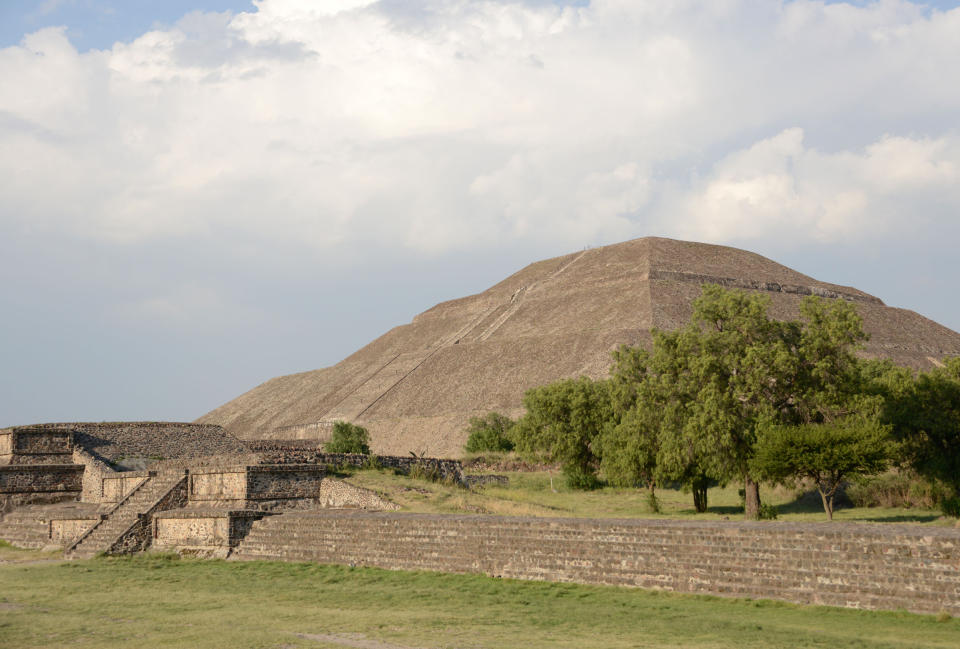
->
xmin=66 ymin=471 xmax=187 ymax=558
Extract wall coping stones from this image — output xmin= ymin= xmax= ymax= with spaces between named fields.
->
xmin=154 ymin=508 xmax=272 ymax=519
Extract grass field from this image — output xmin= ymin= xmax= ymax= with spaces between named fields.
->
xmin=341 ymin=467 xmax=951 ymax=525
xmin=0 ymin=554 xmax=957 ymax=649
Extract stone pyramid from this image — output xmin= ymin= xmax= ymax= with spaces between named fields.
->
xmin=197 ymin=237 xmax=960 ymax=456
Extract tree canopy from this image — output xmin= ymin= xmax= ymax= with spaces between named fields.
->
xmin=752 ymin=416 xmax=894 ymax=519
xmin=512 ymin=376 xmax=612 ymax=488
xmin=324 ymin=420 xmax=371 ymax=454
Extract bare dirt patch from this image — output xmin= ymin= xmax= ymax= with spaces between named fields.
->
xmin=295 ymin=632 xmax=433 ymax=649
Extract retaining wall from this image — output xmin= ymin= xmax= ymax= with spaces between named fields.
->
xmin=153 ymin=509 xmax=270 ymax=556
xmin=0 ymin=428 xmax=73 ymax=465
xmin=232 ymin=512 xmax=960 ymax=616
xmin=252 ymin=449 xmax=465 ymax=483
xmin=184 ymin=465 xmax=397 ymax=511
xmin=0 ymin=464 xmax=84 ymax=494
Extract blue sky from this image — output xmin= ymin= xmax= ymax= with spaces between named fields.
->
xmin=5 ymin=0 xmax=956 ymax=51
xmin=0 ymin=1 xmax=254 ymax=51
xmin=2 ymin=0 xmax=960 ymax=426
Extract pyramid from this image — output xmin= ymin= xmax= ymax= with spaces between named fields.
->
xmin=197 ymin=237 xmax=960 ymax=456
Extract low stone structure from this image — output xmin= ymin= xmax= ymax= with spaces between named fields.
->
xmin=153 ymin=509 xmax=272 ymax=557
xmin=186 ymin=464 xmax=397 ymax=511
xmin=49 ymin=514 xmax=100 ymax=547
xmin=0 ymin=427 xmax=74 ymax=465
xmin=0 ymin=464 xmax=84 ymax=511
xmin=231 ymin=511 xmax=960 ymax=617
xmin=251 ymin=447 xmax=466 ymax=484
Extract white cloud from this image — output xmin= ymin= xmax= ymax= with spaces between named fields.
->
xmin=669 ymin=127 xmax=960 ymax=244
xmin=1 ymin=0 xmax=959 ymax=259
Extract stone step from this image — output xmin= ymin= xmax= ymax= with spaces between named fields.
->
xmin=231 ymin=542 xmax=958 ymax=611
xmin=67 ymin=474 xmax=185 ymax=557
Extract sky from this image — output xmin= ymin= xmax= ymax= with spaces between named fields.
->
xmin=1 ymin=0 xmax=959 ymax=426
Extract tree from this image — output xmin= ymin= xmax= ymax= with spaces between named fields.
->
xmin=599 ymin=347 xmax=658 ymax=490
xmin=513 ymin=377 xmax=613 ymax=489
xmin=324 ymin=421 xmax=371 ymax=454
xmin=752 ymin=416 xmax=894 ymax=519
xmin=464 ymin=412 xmax=515 ymax=453
xmin=608 ymin=285 xmax=870 ymax=519
xmin=892 ymin=357 xmax=960 ymax=516
xmin=666 ymin=285 xmax=798 ymax=518
xmin=602 ymin=339 xmax=714 ymax=511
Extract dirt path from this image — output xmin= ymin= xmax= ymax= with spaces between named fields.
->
xmin=294 ymin=632 xmax=439 ymax=649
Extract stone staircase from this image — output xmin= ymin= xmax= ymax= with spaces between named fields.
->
xmin=67 ymin=472 xmax=186 ymax=558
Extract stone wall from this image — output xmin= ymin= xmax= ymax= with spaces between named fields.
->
xmin=72 ymin=446 xmax=117 ymax=503
xmin=20 ymin=422 xmax=248 ymax=467
xmin=188 ymin=469 xmax=247 ymax=502
xmin=232 ymin=512 xmax=960 ymax=616
xmin=317 ymin=480 xmax=398 ymax=510
xmin=0 ymin=428 xmax=73 ymax=465
xmin=153 ymin=510 xmax=270 ymax=556
xmin=184 ymin=465 xmax=397 ymax=511
xmin=50 ymin=517 xmax=99 ymax=546
xmin=0 ymin=465 xmax=84 ymax=494
xmin=101 ymin=473 xmax=149 ymax=504
xmin=187 ymin=465 xmax=327 ymax=510
xmin=252 ymin=449 xmax=465 ymax=484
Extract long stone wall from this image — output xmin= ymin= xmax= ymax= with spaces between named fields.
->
xmin=250 ymin=448 xmax=465 ymax=484
xmin=232 ymin=512 xmax=960 ymax=616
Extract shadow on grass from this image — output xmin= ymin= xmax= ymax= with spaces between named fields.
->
xmin=859 ymin=514 xmax=942 ymax=524
xmin=775 ymin=490 xmax=829 ymax=515
xmin=704 ymin=506 xmax=743 ymax=516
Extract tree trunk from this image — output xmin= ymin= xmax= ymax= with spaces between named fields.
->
xmin=818 ymin=489 xmax=834 ymax=520
xmin=692 ymin=476 xmax=709 ymax=513
xmin=647 ymin=482 xmax=660 ymax=514
xmin=744 ymin=476 xmax=761 ymax=520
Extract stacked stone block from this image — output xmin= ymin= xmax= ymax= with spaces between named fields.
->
xmin=231 ymin=512 xmax=960 ymax=616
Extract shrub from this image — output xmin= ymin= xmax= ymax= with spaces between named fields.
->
xmin=464 ymin=412 xmax=515 ymax=453
xmin=324 ymin=421 xmax=371 ymax=454
xmin=845 ymin=471 xmax=940 ymax=509
xmin=564 ymin=465 xmax=602 ymax=490
xmin=757 ymin=503 xmax=779 ymax=520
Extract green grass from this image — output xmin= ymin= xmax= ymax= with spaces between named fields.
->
xmin=0 ymin=556 xmax=957 ymax=649
xmin=0 ymin=540 xmax=63 ymax=563
xmin=342 ymin=469 xmax=951 ymax=525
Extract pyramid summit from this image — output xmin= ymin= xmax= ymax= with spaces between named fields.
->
xmin=197 ymin=237 xmax=960 ymax=456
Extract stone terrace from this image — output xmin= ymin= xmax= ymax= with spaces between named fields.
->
xmin=231 ymin=511 xmax=960 ymax=617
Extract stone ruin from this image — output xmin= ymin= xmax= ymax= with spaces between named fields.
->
xmin=2 ymin=421 xmax=960 ymax=617
xmin=0 ymin=423 xmax=409 ymax=558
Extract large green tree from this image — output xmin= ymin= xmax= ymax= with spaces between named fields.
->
xmin=607 ymin=285 xmax=870 ymax=519
xmin=513 ymin=377 xmax=613 ymax=488
xmin=875 ymin=357 xmax=960 ymax=516
xmin=752 ymin=415 xmax=894 ymax=519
